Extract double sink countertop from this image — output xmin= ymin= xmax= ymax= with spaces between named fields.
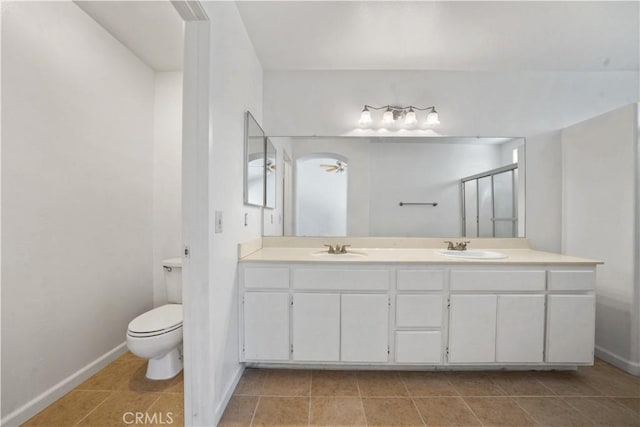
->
xmin=239 ymin=237 xmax=603 ymax=265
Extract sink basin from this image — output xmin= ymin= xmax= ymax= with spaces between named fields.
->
xmin=310 ymin=250 xmax=368 ymax=259
xmin=436 ymin=250 xmax=507 ymax=259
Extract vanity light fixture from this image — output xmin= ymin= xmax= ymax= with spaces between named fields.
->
xmin=359 ymin=105 xmax=439 ymax=128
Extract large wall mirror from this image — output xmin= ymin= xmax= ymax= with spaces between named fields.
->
xmin=265 ymin=136 xmax=525 ymax=238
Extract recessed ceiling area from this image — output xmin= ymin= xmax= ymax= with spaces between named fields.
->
xmin=75 ymin=1 xmax=184 ymax=71
xmin=237 ymin=1 xmax=639 ymax=71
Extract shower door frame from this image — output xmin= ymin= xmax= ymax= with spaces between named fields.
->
xmin=461 ymin=163 xmax=519 ymax=238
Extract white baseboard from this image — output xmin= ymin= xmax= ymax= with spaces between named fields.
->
xmin=1 ymin=342 xmax=128 ymax=427
xmin=595 ymin=345 xmax=640 ymax=376
xmin=213 ymin=365 xmax=245 ymax=426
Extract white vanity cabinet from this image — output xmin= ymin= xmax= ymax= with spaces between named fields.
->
xmin=240 ymin=262 xmax=597 ymax=368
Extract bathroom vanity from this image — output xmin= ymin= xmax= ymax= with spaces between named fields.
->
xmin=238 ymin=239 xmax=601 ymax=369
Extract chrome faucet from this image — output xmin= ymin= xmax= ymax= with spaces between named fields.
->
xmin=444 ymin=241 xmax=470 ymax=251
xmin=324 ymin=244 xmax=351 ymax=254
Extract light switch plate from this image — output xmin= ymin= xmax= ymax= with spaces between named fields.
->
xmin=215 ymin=211 xmax=223 ymax=233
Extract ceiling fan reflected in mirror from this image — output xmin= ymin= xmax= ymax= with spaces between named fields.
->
xmin=320 ymin=161 xmax=348 ymax=174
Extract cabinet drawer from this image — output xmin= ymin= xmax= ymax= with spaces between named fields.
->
xmin=395 ymin=331 xmax=441 ymax=363
xmin=396 ymin=295 xmax=442 ymax=328
xmin=397 ymin=270 xmax=444 ymax=291
xmin=293 ymin=269 xmax=389 ymax=291
xmin=244 ymin=267 xmax=289 ymax=289
xmin=548 ymin=270 xmax=595 ymax=291
xmin=450 ymin=270 xmax=545 ymax=291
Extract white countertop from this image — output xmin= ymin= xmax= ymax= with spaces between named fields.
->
xmin=240 ymin=247 xmax=602 ymax=265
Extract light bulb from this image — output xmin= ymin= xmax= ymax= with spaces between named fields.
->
xmin=426 ymin=109 xmax=440 ymax=126
xmin=382 ymin=108 xmax=394 ymax=125
xmin=405 ymin=108 xmax=417 ymax=126
xmin=359 ymin=107 xmax=372 ymax=127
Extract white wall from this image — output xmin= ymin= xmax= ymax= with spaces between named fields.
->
xmin=264 ymin=70 xmax=638 ymax=137
xmin=1 ymin=2 xmax=155 ymax=422
xmin=200 ymin=2 xmax=264 ymax=422
xmin=562 ymin=104 xmax=638 ymax=372
xmin=525 ymin=131 xmax=563 ymax=252
xmin=152 ymin=72 xmax=183 ymax=305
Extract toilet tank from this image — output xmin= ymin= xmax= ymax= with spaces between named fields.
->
xmin=163 ymin=258 xmax=182 ymax=304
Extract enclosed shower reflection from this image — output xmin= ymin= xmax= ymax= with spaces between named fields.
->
xmin=462 ymin=163 xmax=524 ymax=238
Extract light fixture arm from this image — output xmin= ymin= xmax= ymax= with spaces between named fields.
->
xmin=362 ymin=105 xmax=436 ymax=112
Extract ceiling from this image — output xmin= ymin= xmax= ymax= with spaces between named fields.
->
xmin=75 ymin=1 xmax=184 ymax=71
xmin=237 ymin=1 xmax=639 ymax=71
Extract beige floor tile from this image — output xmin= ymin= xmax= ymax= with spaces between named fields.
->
xmin=218 ymin=395 xmax=259 ymax=427
xmin=564 ymin=397 xmax=639 ymax=426
xmin=119 ymin=364 xmax=184 ymax=393
xmin=23 ymin=390 xmax=111 ymax=427
xmin=615 ymin=397 xmax=640 ymax=416
xmin=464 ymin=397 xmax=536 ymax=426
xmin=490 ymin=372 xmax=553 ymax=396
xmin=310 ymin=397 xmax=366 ymax=426
xmin=357 ymin=371 xmax=409 ymax=397
xmin=262 ymin=370 xmax=311 ymax=396
xmin=401 ymin=372 xmax=459 ymax=397
xmin=413 ymin=397 xmax=481 ymax=426
xmin=590 ymin=361 xmax=640 ymax=384
xmin=76 ymin=353 xmax=147 ymax=391
xmin=251 ymin=397 xmax=309 ymax=427
xmin=311 ymin=370 xmax=359 ymax=397
xmin=146 ymin=393 xmax=185 ymax=427
xmin=234 ymin=368 xmax=268 ymax=396
xmin=450 ymin=373 xmax=506 ymax=397
xmin=533 ymin=371 xmax=601 ymax=396
xmin=577 ymin=368 xmax=640 ymax=397
xmin=361 ymin=398 xmax=424 ymax=427
xmin=76 ymin=391 xmax=161 ymax=426
xmin=514 ymin=397 xmax=593 ymax=426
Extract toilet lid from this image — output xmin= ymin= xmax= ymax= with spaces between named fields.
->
xmin=128 ymin=304 xmax=183 ymax=334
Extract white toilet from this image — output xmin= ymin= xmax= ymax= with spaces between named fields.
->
xmin=127 ymin=257 xmax=183 ymax=380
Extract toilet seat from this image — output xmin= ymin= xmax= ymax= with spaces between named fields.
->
xmin=127 ymin=304 xmax=182 ymax=337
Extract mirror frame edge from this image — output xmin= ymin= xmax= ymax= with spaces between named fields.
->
xmin=243 ymin=110 xmax=267 ymax=208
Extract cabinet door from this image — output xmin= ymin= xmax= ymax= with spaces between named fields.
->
xmin=244 ymin=292 xmax=290 ymax=360
xmin=292 ymin=293 xmax=340 ymax=361
xmin=448 ymin=295 xmax=497 ymax=363
xmin=547 ymin=295 xmax=595 ymax=363
xmin=341 ymin=294 xmax=389 ymax=362
xmin=496 ymin=295 xmax=545 ymax=363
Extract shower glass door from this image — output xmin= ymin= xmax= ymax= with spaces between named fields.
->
xmin=461 ymin=164 xmax=518 ymax=238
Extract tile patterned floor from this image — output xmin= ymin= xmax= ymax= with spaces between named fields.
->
xmin=221 ymin=361 xmax=640 ymax=427
xmin=22 ymin=354 xmax=640 ymax=427
xmin=23 ymin=352 xmax=184 ymax=427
